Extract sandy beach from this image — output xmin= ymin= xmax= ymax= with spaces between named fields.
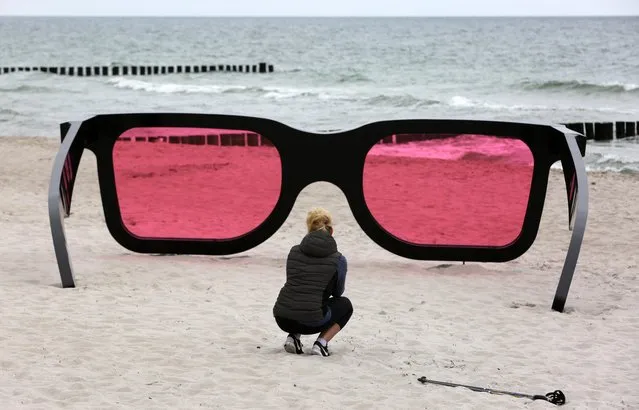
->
xmin=1 ymin=136 xmax=638 ymax=409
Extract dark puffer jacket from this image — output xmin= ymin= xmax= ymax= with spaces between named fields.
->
xmin=273 ymin=229 xmax=343 ymax=324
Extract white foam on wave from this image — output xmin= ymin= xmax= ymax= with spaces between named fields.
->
xmin=449 ymin=95 xmax=551 ymax=111
xmin=551 ymin=162 xmax=639 ymax=174
xmin=108 ymin=78 xmax=250 ymax=94
xmin=585 ymin=152 xmax=639 ymax=173
xmin=448 ymin=95 xmax=639 ymax=115
xmin=105 ymin=77 xmax=639 ymax=116
xmin=600 ymin=81 xmax=639 ymax=92
xmin=107 ymin=78 xmax=358 ymax=100
xmin=552 ymin=139 xmax=639 ymax=174
xmin=260 ymin=86 xmax=356 ymax=101
xmin=524 ymin=79 xmax=639 ymax=93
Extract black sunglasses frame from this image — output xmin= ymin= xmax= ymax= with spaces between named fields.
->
xmin=48 ymin=113 xmax=588 ymax=313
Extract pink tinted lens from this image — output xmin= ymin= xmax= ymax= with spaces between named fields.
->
xmin=113 ymin=127 xmax=282 ymax=239
xmin=363 ymin=134 xmax=534 ymax=247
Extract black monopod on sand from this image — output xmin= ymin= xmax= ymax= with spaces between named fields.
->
xmin=417 ymin=376 xmax=566 ymax=406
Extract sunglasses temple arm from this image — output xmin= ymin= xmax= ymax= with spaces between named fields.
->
xmin=48 ymin=121 xmax=84 ymax=288
xmin=552 ymin=134 xmax=589 ymax=312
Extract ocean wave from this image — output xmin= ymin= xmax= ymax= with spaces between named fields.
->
xmin=0 ymin=84 xmax=53 ymax=93
xmin=108 ymin=78 xmax=446 ymax=106
xmin=521 ymin=79 xmax=639 ymax=93
xmin=104 ymin=78 xmax=636 ymax=115
xmin=448 ymin=95 xmax=550 ymax=111
xmin=446 ymin=95 xmax=638 ymax=114
xmin=108 ymin=78 xmax=361 ymax=100
xmin=261 ymin=86 xmax=357 ymax=100
xmin=0 ymin=108 xmax=21 ymax=117
xmin=552 ymin=151 xmax=639 ymax=174
xmin=587 ymin=166 xmax=639 ymax=174
xmin=588 ymin=152 xmax=639 ymax=170
xmin=336 ymin=73 xmax=372 ymax=83
xmin=365 ymin=94 xmax=440 ymax=107
xmin=272 ymin=67 xmax=303 ymax=74
xmin=107 ymin=78 xmax=252 ymax=94
xmin=554 ymin=163 xmax=639 ymax=174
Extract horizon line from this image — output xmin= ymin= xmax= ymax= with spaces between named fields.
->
xmin=1 ymin=14 xmax=638 ymax=18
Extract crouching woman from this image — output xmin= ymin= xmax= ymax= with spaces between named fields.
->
xmin=273 ymin=207 xmax=353 ymax=357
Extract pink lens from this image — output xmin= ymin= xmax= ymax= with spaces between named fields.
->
xmin=363 ymin=134 xmax=534 ymax=247
xmin=113 ymin=127 xmax=282 ymax=239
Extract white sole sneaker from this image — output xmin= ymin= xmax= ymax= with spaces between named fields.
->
xmin=311 ymin=341 xmax=330 ymax=357
xmin=284 ymin=335 xmax=304 ymax=354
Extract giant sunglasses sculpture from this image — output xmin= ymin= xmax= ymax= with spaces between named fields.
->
xmin=48 ymin=114 xmax=588 ymax=312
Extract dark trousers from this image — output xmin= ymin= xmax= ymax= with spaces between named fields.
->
xmin=275 ymin=296 xmax=353 ymax=335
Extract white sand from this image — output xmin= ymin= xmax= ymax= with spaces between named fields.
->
xmin=1 ymin=136 xmax=638 ymax=409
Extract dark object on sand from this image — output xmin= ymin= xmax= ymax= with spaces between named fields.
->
xmin=417 ymin=376 xmax=566 ymax=406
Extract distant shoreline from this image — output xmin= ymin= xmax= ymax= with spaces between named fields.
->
xmin=1 ymin=15 xmax=638 ymax=19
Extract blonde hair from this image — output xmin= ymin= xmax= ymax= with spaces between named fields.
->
xmin=306 ymin=207 xmax=333 ymax=233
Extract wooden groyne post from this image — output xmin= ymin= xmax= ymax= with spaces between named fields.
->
xmin=564 ymin=121 xmax=638 ymax=140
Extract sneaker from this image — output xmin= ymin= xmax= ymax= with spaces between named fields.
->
xmin=311 ymin=340 xmax=330 ymax=357
xmin=284 ymin=334 xmax=304 ymax=354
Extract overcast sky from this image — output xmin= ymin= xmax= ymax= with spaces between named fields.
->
xmin=1 ymin=0 xmax=638 ymax=17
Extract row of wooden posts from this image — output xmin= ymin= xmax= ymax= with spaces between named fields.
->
xmin=120 ymin=134 xmax=269 ymax=146
xmin=119 ymin=133 xmax=434 ymax=146
xmin=564 ymin=121 xmax=638 ymax=141
xmin=121 ymin=123 xmax=639 ymax=148
xmin=0 ymin=62 xmax=275 ymax=76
